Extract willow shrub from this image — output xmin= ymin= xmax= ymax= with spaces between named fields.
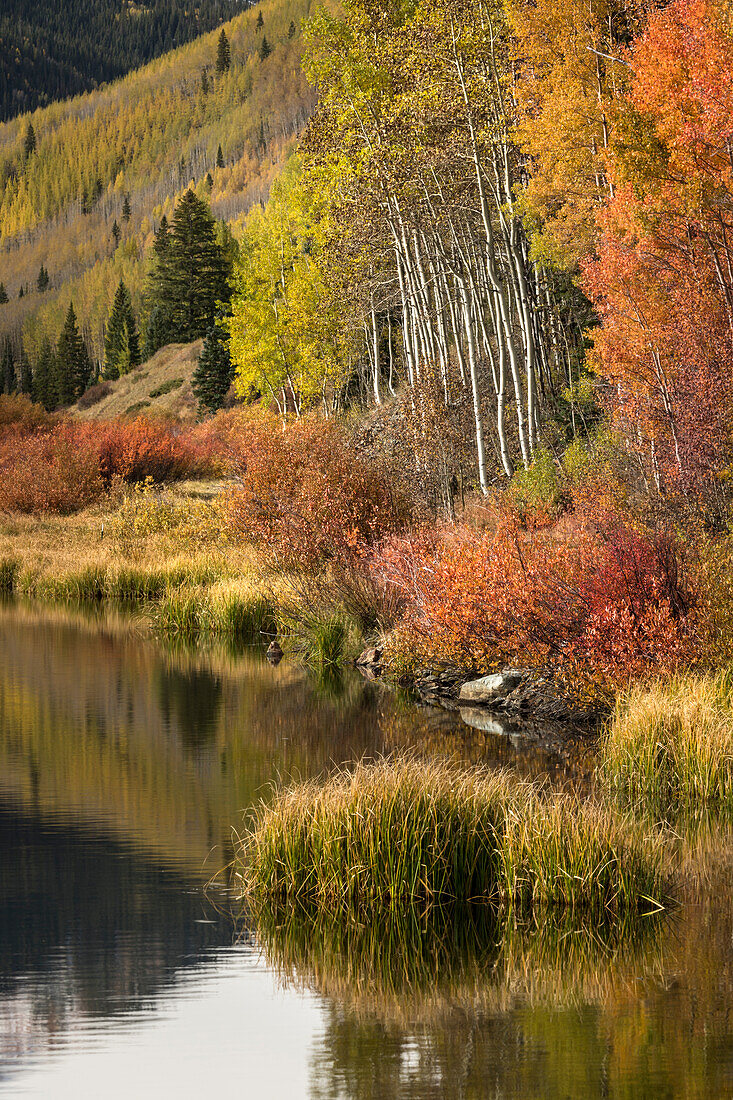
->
xmin=240 ymin=757 xmax=668 ymax=920
xmin=600 ymin=673 xmax=733 ymax=819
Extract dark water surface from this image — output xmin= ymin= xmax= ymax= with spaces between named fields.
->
xmin=0 ymin=606 xmax=731 ymax=1098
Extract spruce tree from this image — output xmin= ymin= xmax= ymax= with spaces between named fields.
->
xmin=0 ymin=283 xmax=7 ymax=305
xmin=192 ymin=323 xmax=234 ymax=413
xmin=112 ymin=220 xmax=121 ymax=246
xmin=56 ymin=301 xmax=91 ymax=404
xmin=288 ymin=20 xmax=296 ymax=38
xmin=33 ymin=339 xmax=56 ymax=410
xmin=256 ymin=12 xmax=264 ymax=30
xmin=216 ymin=144 xmax=225 ymax=169
xmin=122 ymin=193 xmax=132 ymax=222
xmin=1 ymin=337 xmax=16 ymax=394
xmin=259 ymin=35 xmax=271 ymax=61
xmin=37 ymin=265 xmax=49 ymax=292
xmin=148 ymin=189 xmax=231 ymax=344
xmin=18 ymin=345 xmax=33 ymax=395
xmin=201 ymin=67 xmax=209 ymax=95
xmin=216 ymin=29 xmax=231 ymax=73
xmin=104 ymin=280 xmax=141 ymax=379
xmin=23 ymin=122 xmax=37 ymax=159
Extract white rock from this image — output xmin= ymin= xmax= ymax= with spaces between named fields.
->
xmin=458 ymin=669 xmax=525 ymax=703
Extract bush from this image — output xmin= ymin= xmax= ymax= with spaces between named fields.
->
xmin=0 ymin=424 xmax=104 ymax=514
xmin=377 ymin=516 xmax=695 ymax=695
xmin=0 ymin=394 xmax=56 ymax=438
xmin=82 ymin=417 xmax=206 ymax=485
xmin=225 ymin=414 xmax=412 ymax=567
xmin=77 ymin=381 xmax=112 ymax=409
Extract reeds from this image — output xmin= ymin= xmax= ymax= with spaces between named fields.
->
xmin=239 ymin=757 xmax=668 ymax=919
xmin=0 ymin=555 xmax=19 ymax=595
xmin=600 ymin=673 xmax=733 ymax=819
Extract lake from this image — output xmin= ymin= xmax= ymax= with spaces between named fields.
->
xmin=0 ymin=606 xmax=731 ymax=1098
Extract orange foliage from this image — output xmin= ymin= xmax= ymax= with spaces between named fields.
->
xmin=225 ymin=414 xmax=412 ymax=567
xmin=377 ymin=515 xmax=695 ymax=694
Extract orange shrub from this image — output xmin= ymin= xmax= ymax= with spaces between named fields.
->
xmin=225 ymin=414 xmax=412 ymax=567
xmin=0 ymin=394 xmax=57 ymax=440
xmin=377 ymin=516 xmax=696 ymax=695
xmin=0 ymin=424 xmax=103 ymax=514
xmin=83 ymin=418 xmax=206 ymax=485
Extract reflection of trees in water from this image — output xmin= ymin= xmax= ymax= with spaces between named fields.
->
xmin=156 ymin=666 xmax=223 ymax=751
xmin=0 ymin=805 xmax=237 ymax=1025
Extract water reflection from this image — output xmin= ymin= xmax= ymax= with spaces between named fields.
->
xmin=0 ymin=604 xmax=731 ymax=1097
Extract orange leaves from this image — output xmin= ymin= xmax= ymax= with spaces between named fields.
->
xmin=376 ymin=516 xmax=695 ymax=691
xmin=224 ymin=414 xmax=412 ymax=568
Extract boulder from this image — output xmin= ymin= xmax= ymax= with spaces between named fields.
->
xmin=458 ymin=708 xmax=508 ymax=736
xmin=458 ymin=669 xmax=525 ymax=704
xmin=266 ymin=640 xmax=283 ymax=666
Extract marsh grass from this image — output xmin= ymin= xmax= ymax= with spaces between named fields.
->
xmin=239 ymin=757 xmax=668 ymax=919
xmin=600 ymin=673 xmax=733 ymax=820
xmin=0 ymin=556 xmax=19 ymax=595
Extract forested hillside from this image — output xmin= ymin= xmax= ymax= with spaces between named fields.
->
xmin=0 ymin=0 xmax=315 ymax=363
xmin=0 ymin=0 xmax=251 ymax=121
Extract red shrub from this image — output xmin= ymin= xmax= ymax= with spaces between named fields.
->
xmin=0 ymin=424 xmax=103 ymax=514
xmin=377 ymin=516 xmax=696 ymax=695
xmin=225 ymin=414 xmax=412 ymax=567
xmin=0 ymin=395 xmax=57 ymax=441
xmin=84 ymin=418 xmax=205 ymax=485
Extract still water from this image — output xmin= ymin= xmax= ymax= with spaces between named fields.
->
xmin=0 ymin=606 xmax=731 ymax=1098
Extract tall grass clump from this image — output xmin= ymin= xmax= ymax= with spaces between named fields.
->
xmin=600 ymin=673 xmax=733 ymax=819
xmin=211 ymin=591 xmax=276 ymax=645
xmin=155 ymin=588 xmax=207 ymax=642
xmin=0 ymin=556 xmax=19 ymax=595
xmin=239 ymin=757 xmax=668 ymax=919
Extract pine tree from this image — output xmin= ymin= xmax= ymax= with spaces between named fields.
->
xmin=18 ymin=345 xmax=33 ymax=395
xmin=259 ymin=35 xmax=272 ymax=61
xmin=112 ymin=220 xmax=121 ymax=246
xmin=205 ymin=171 xmax=213 ymax=189
xmin=33 ymin=339 xmax=56 ymax=410
xmin=104 ymin=280 xmax=141 ymax=379
xmin=147 ymin=189 xmax=231 ymax=344
xmin=122 ymin=193 xmax=132 ymax=222
xmin=23 ymin=122 xmax=37 ymax=159
xmin=256 ymin=12 xmax=264 ymax=30
xmin=288 ymin=20 xmax=296 ymax=39
xmin=192 ymin=323 xmax=234 ymax=412
xmin=0 ymin=283 xmax=7 ymax=305
xmin=56 ymin=301 xmax=91 ymax=404
xmin=37 ymin=265 xmax=49 ymax=292
xmin=1 ymin=337 xmax=16 ymax=394
xmin=201 ymin=67 xmax=209 ymax=95
xmin=18 ymin=286 xmax=24 ymax=299
xmin=216 ymin=144 xmax=225 ymax=169
xmin=216 ymin=29 xmax=231 ymax=73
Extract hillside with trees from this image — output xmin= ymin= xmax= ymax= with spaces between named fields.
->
xmin=0 ymin=0 xmax=251 ymax=122
xmin=0 ymin=0 xmax=316 ymax=371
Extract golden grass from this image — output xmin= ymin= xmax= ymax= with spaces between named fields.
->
xmin=600 ymin=673 xmax=733 ymax=819
xmin=238 ymin=756 xmax=669 ymax=919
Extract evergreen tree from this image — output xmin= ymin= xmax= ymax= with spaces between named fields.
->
xmin=288 ymin=20 xmax=296 ymax=38
xmin=205 ymin=171 xmax=213 ymax=189
xmin=216 ymin=29 xmax=231 ymax=73
xmin=122 ymin=193 xmax=132 ymax=222
xmin=142 ymin=304 xmax=169 ymax=361
xmin=103 ymin=279 xmax=141 ymax=379
xmin=147 ymin=189 xmax=231 ymax=344
xmin=23 ymin=122 xmax=37 ymax=159
xmin=18 ymin=345 xmax=33 ymax=395
xmin=18 ymin=286 xmax=24 ymax=299
xmin=192 ymin=323 xmax=234 ymax=413
xmin=259 ymin=35 xmax=272 ymax=61
xmin=33 ymin=338 xmax=56 ymax=410
xmin=37 ymin=265 xmax=49 ymax=292
xmin=0 ymin=283 xmax=7 ymax=305
xmin=216 ymin=144 xmax=225 ymax=169
xmin=112 ymin=219 xmax=121 ymax=246
xmin=201 ymin=67 xmax=209 ymax=95
xmin=256 ymin=12 xmax=264 ymax=30
xmin=56 ymin=301 xmax=91 ymax=404
xmin=1 ymin=337 xmax=16 ymax=394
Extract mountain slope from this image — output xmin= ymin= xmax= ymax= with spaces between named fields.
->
xmin=0 ymin=0 xmax=251 ymax=122
xmin=0 ymin=0 xmax=315 ymax=362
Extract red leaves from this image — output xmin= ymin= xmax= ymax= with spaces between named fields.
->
xmin=376 ymin=516 xmax=695 ymax=692
xmin=224 ymin=415 xmax=411 ymax=568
